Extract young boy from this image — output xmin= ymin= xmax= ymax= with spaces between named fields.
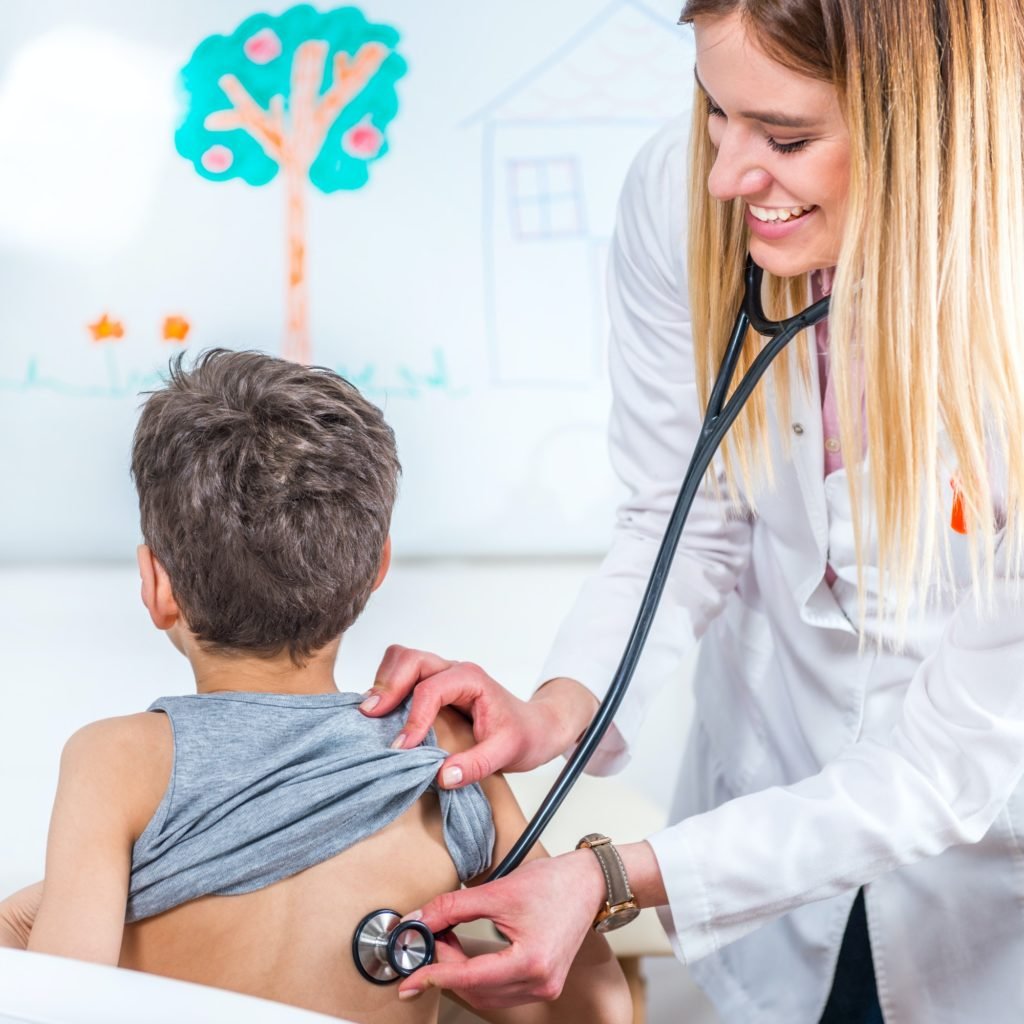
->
xmin=25 ymin=350 xmax=630 ymax=1024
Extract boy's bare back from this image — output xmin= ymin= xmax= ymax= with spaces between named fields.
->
xmin=33 ymin=703 xmax=628 ymax=1024
xmin=119 ymin=714 xmax=461 ymax=1024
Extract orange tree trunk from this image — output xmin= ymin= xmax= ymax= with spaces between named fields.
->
xmin=283 ymin=158 xmax=311 ymax=364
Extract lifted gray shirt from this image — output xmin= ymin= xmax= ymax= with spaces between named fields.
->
xmin=126 ymin=691 xmax=494 ymax=923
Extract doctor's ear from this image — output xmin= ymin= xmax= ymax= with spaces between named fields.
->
xmin=136 ymin=544 xmax=181 ymax=631
xmin=372 ymin=536 xmax=392 ymax=593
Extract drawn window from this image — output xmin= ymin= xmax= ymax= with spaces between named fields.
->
xmin=507 ymin=157 xmax=585 ymax=240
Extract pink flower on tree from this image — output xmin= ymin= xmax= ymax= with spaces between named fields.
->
xmin=342 ymin=117 xmax=384 ymax=159
xmin=244 ymin=28 xmax=282 ymax=64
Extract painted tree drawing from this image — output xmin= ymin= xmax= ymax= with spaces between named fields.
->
xmin=176 ymin=5 xmax=406 ymax=364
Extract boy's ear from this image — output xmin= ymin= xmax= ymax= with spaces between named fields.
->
xmin=136 ymin=545 xmax=181 ymax=631
xmin=372 ymin=536 xmax=392 ymax=592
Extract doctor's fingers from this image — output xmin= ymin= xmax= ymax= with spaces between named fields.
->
xmin=401 ymin=885 xmax=580 ymax=1006
xmin=400 ymin=943 xmax=571 ymax=1009
xmin=362 ymin=646 xmax=456 ymax=716
xmin=397 ymin=663 xmax=526 ymax=765
xmin=407 ymin=879 xmax=505 ymax=935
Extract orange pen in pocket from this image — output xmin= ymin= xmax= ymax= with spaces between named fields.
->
xmin=950 ymin=478 xmax=968 ymax=534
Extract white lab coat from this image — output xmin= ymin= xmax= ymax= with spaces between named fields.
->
xmin=539 ymin=118 xmax=1024 ymax=1024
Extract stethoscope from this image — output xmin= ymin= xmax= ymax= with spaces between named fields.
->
xmin=352 ymin=255 xmax=832 ymax=984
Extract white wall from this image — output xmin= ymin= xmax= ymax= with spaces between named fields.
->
xmin=0 ymin=0 xmax=695 ymax=561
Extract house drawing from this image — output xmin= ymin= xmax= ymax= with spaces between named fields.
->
xmin=465 ymin=0 xmax=695 ymax=388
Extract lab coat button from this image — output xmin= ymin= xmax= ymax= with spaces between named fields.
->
xmin=792 ymin=423 xmax=804 ymax=435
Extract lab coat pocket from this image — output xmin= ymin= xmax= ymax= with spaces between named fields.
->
xmin=825 ymin=465 xmax=975 ymax=597
xmin=694 ymin=598 xmax=774 ymax=796
xmin=929 ymin=477 xmax=978 ymax=593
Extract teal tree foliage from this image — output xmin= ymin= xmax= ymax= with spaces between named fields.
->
xmin=175 ymin=5 xmax=406 ymax=193
xmin=173 ymin=5 xmax=407 ymax=362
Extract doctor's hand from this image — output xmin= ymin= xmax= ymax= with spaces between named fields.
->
xmin=361 ymin=645 xmax=598 ymax=788
xmin=397 ymin=850 xmax=608 ymax=1010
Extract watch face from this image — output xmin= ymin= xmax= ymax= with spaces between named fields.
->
xmin=595 ymin=905 xmax=641 ymax=933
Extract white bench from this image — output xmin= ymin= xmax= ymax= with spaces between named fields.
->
xmin=0 ymin=948 xmax=348 ymax=1024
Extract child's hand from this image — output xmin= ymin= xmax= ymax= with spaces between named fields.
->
xmin=0 ymin=882 xmax=43 ymax=949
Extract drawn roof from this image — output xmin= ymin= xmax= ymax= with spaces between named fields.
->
xmin=466 ymin=0 xmax=694 ymax=125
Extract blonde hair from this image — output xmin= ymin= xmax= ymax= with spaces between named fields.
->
xmin=681 ymin=0 xmax=1024 ymax=634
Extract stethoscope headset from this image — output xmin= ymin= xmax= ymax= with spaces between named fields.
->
xmin=352 ymin=255 xmax=832 ymax=984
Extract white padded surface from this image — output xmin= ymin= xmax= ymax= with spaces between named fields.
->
xmin=0 ymin=949 xmax=348 ymax=1024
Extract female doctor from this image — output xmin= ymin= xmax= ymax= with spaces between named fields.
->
xmin=362 ymin=1 xmax=1024 ymax=1021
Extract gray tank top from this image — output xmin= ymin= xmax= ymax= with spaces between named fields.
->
xmin=125 ymin=691 xmax=495 ymax=923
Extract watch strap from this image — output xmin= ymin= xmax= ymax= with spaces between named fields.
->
xmin=576 ymin=832 xmax=634 ymax=909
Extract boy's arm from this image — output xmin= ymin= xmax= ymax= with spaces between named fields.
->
xmin=434 ymin=710 xmax=632 ymax=1024
xmin=0 ymin=882 xmax=43 ymax=949
xmin=27 ymin=713 xmax=171 ymax=964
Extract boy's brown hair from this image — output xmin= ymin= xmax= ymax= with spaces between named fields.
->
xmin=131 ymin=348 xmax=400 ymax=662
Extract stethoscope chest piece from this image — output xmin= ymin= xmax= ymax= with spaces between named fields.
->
xmin=352 ymin=908 xmax=436 ymax=984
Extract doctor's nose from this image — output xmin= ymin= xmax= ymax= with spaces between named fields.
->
xmin=707 ymin=138 xmax=773 ymax=202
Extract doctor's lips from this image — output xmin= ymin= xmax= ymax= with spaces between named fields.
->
xmin=745 ymin=203 xmax=818 ymax=240
xmin=748 ymin=204 xmax=816 ymax=223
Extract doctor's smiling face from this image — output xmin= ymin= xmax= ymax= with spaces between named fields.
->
xmin=693 ymin=12 xmax=851 ymax=278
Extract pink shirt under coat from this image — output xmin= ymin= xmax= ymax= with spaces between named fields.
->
xmin=812 ymin=267 xmax=841 ymax=584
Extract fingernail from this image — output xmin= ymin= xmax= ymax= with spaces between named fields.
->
xmin=400 ymin=909 xmax=423 ymax=922
xmin=390 ymin=733 xmax=407 ymax=750
xmin=441 ymin=765 xmax=463 ymax=788
xmin=398 ymin=988 xmax=422 ymax=1001
xmin=360 ymin=694 xmax=381 ymax=713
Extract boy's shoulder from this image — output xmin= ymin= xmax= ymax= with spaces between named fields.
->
xmin=430 ymin=705 xmax=476 ymax=755
xmin=60 ymin=711 xmax=173 ymax=841
xmin=64 ymin=710 xmax=172 ymax=763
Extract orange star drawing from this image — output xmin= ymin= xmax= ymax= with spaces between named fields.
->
xmin=162 ymin=315 xmax=191 ymax=342
xmin=88 ymin=314 xmax=124 ymax=342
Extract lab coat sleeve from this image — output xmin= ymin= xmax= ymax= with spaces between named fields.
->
xmin=537 ymin=118 xmax=754 ymax=774
xmin=650 ymin=557 xmax=1024 ymax=963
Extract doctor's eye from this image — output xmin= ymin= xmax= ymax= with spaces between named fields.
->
xmin=766 ymin=136 xmax=811 ymax=155
xmin=706 ymin=97 xmax=726 ymax=118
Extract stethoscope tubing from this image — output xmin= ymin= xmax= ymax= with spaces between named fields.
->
xmin=484 ymin=257 xmax=831 ymax=883
xmin=353 ymin=256 xmax=832 ymax=983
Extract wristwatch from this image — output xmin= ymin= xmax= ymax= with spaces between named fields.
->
xmin=576 ymin=833 xmax=641 ymax=933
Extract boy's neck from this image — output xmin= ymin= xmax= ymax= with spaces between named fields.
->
xmin=187 ymin=639 xmax=343 ymax=696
